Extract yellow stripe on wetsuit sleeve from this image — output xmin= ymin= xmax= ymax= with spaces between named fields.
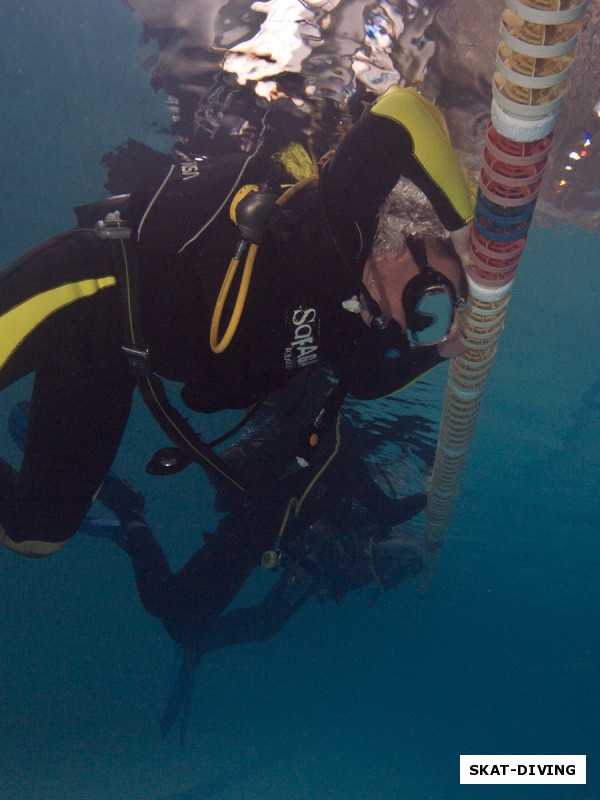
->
xmin=0 ymin=276 xmax=116 ymax=371
xmin=370 ymin=86 xmax=474 ymax=225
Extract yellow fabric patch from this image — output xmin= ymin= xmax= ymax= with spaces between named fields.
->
xmin=371 ymin=86 xmax=474 ymax=224
xmin=0 ymin=276 xmax=116 ymax=370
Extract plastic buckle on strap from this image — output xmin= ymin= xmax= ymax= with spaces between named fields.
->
xmin=95 ymin=216 xmax=132 ymax=240
xmin=122 ymin=346 xmax=151 ymax=378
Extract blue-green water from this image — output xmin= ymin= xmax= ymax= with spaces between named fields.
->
xmin=0 ymin=3 xmax=598 ymax=798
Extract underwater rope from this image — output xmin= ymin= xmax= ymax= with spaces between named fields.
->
xmin=424 ymin=0 xmax=590 ymax=556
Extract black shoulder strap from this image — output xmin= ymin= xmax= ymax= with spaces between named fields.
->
xmin=405 ymin=235 xmax=429 ymax=273
xmin=107 ymin=237 xmax=246 ymax=493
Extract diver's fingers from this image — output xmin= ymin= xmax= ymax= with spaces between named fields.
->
xmin=450 ymin=222 xmax=473 ymax=269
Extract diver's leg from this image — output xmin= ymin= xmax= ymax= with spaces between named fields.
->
xmin=0 ymin=229 xmax=116 ymax=385
xmin=0 ymin=229 xmax=130 ymax=556
xmin=110 ymin=513 xmax=176 ymax=616
xmin=105 ymin=513 xmax=254 ymax=644
xmin=127 ymin=501 xmax=279 ymax=644
xmin=189 ymin=569 xmax=313 ymax=656
xmin=108 ymin=486 xmax=291 ymax=643
xmin=0 ymin=360 xmax=134 ymax=556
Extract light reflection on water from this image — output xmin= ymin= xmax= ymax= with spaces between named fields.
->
xmin=124 ymin=0 xmax=600 ymax=229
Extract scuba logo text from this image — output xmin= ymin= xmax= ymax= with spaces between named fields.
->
xmin=284 ymin=307 xmax=319 ymax=369
xmin=180 ymin=161 xmax=201 ymax=181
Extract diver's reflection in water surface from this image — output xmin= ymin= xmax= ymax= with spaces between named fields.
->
xmin=123 ymin=0 xmax=599 ymax=229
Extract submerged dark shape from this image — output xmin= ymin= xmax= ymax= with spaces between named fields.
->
xmin=123 ymin=0 xmax=600 ymax=229
xmin=102 ymin=139 xmax=174 ymax=194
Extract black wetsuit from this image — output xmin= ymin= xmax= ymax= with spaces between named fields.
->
xmin=0 ymin=86 xmax=472 ymax=555
xmin=178 ymin=498 xmax=426 ymax=658
xmin=149 ymin=465 xmax=426 ymax=742
xmin=117 ymin=444 xmax=427 ymax=645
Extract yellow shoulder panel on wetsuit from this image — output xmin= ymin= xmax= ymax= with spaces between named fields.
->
xmin=370 ymin=86 xmax=474 ymax=225
xmin=0 ymin=276 xmax=116 ymax=371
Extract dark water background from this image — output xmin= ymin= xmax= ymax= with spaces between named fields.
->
xmin=0 ymin=2 xmax=598 ymax=798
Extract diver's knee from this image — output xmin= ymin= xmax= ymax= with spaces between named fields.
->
xmin=0 ymin=524 xmax=67 ymax=558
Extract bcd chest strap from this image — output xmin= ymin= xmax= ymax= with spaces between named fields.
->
xmin=95 ymin=215 xmax=247 ymax=493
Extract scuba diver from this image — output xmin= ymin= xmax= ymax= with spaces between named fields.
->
xmin=97 ymin=461 xmax=426 ymax=744
xmin=97 ymin=444 xmax=427 ymax=646
xmin=8 ymin=378 xmax=429 ymax=743
xmin=0 ymin=83 xmax=473 ymax=559
xmin=10 ymin=363 xmax=429 ymax=629
xmin=74 ymin=393 xmax=427 ymax=743
xmin=114 ymin=483 xmax=426 ymax=744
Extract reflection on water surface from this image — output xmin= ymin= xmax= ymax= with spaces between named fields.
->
xmin=123 ymin=0 xmax=599 ymax=228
